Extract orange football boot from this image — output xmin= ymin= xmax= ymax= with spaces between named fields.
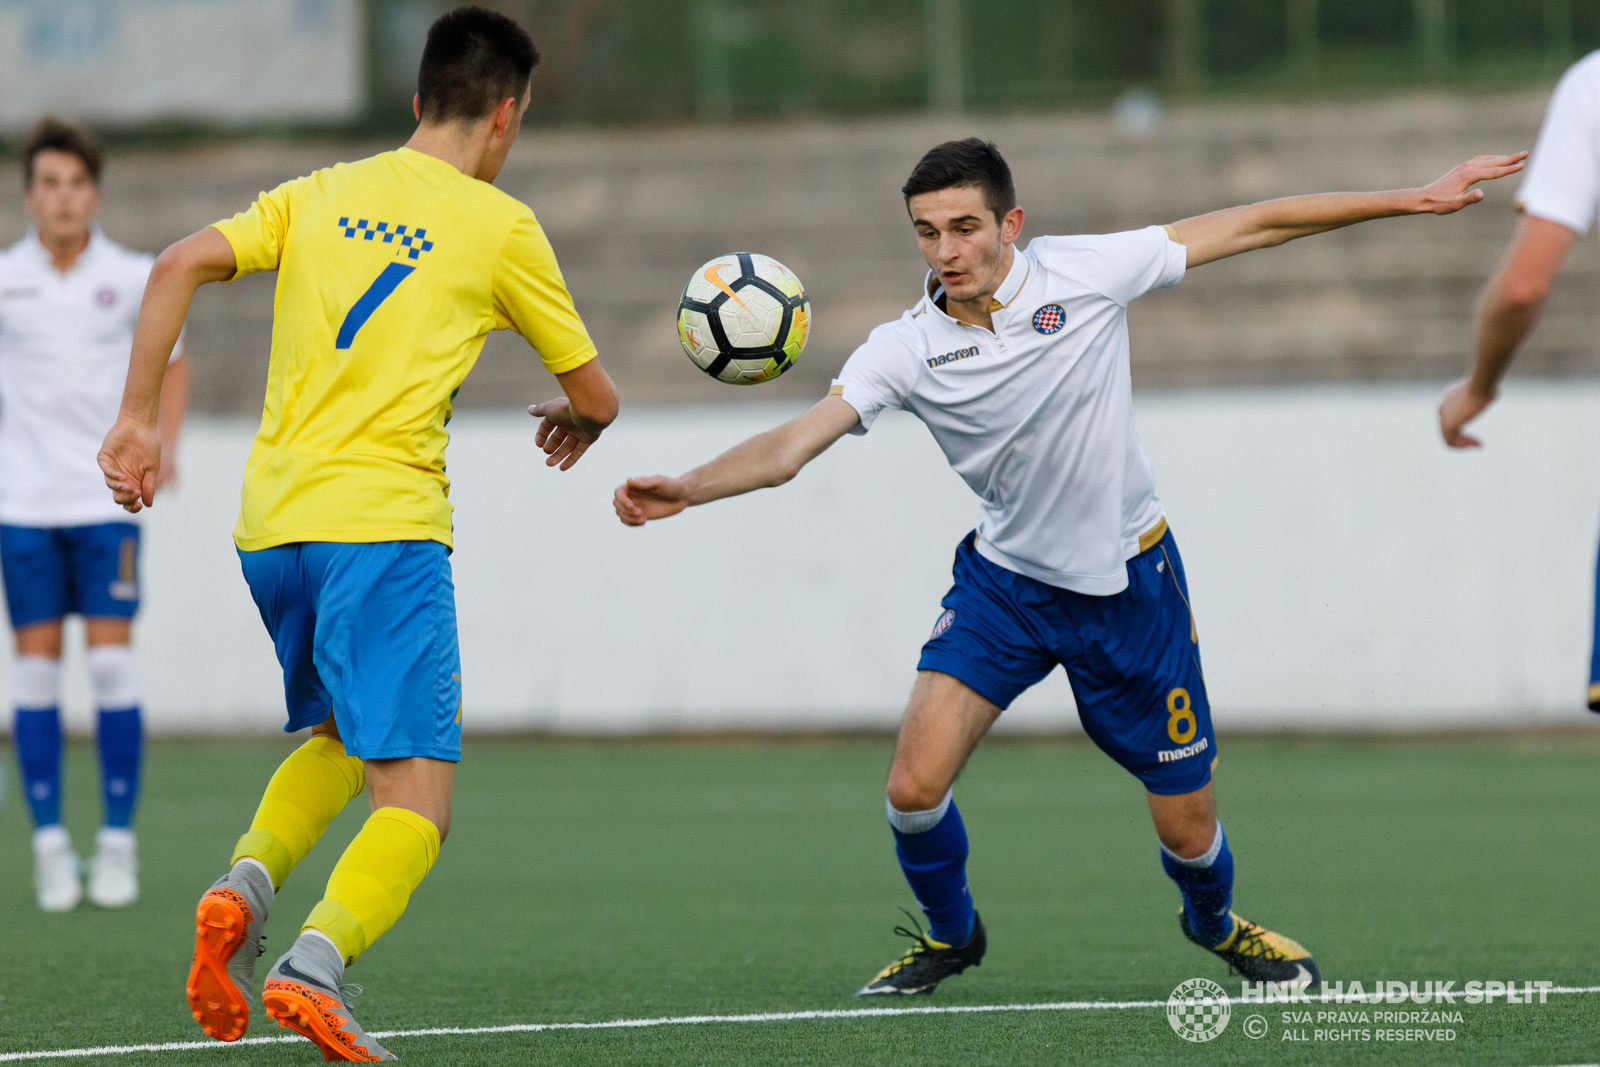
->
xmin=261 ymin=935 xmax=396 ymax=1061
xmin=185 ymin=887 xmax=257 ymax=1041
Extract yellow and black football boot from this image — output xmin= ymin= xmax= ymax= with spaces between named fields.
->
xmin=1181 ymin=909 xmax=1320 ymax=987
xmin=855 ymin=911 xmax=987 ymax=997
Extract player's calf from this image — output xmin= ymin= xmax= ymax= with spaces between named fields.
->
xmin=1159 ymin=820 xmax=1234 ymax=946
xmin=186 ymin=859 xmax=273 ymax=1042
xmin=1157 ymin=818 xmax=1320 ymax=986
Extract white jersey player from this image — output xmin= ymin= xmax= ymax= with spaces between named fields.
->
xmin=0 ymin=119 xmax=189 ymax=911
xmin=1439 ymin=52 xmax=1600 ymax=711
xmin=616 ymin=137 xmax=1521 ymax=995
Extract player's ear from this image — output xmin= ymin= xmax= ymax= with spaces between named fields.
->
xmin=501 ymin=96 xmax=517 ymax=136
xmin=412 ymin=94 xmax=422 ymax=122
xmin=1001 ymin=206 xmax=1025 ymax=245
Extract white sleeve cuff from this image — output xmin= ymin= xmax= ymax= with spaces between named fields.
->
xmin=1518 ymin=197 xmax=1592 ymax=236
xmin=1157 ymin=225 xmax=1187 ymax=289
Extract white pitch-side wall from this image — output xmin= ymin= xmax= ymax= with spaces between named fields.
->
xmin=13 ymin=381 xmax=1600 ymax=736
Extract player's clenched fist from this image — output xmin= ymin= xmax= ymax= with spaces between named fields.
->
xmin=97 ymin=415 xmax=162 ymax=513
xmin=1437 ymin=377 xmax=1493 ymax=449
xmin=614 ymin=476 xmax=690 ymax=526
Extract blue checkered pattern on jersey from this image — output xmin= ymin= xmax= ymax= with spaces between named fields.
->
xmin=337 ymin=217 xmax=435 ymax=260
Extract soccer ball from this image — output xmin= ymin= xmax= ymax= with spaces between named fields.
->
xmin=678 ymin=253 xmax=810 ymax=385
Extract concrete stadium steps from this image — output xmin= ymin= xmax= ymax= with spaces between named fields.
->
xmin=1 ymin=88 xmax=1594 ymax=412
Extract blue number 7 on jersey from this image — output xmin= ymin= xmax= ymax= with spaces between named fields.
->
xmin=336 ymin=262 xmax=416 ymax=349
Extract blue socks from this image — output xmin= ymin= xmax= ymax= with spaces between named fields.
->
xmin=11 ymin=649 xmax=145 ymax=830
xmin=15 ymin=707 xmax=63 ymax=827
xmin=95 ymin=707 xmax=142 ymax=828
xmin=888 ymin=791 xmax=976 ymax=946
xmin=1161 ymin=822 xmax=1235 ymax=946
xmin=889 ymin=793 xmax=1233 ymax=950
xmin=87 ymin=645 xmax=143 ymax=828
xmin=14 ymin=708 xmax=142 ymax=828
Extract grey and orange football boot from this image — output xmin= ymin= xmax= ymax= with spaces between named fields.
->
xmin=187 ymin=857 xmax=275 ymax=1043
xmin=261 ymin=933 xmax=396 ymax=1062
xmin=187 ymin=860 xmax=273 ymax=1041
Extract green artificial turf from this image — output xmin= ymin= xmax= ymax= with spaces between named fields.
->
xmin=1 ymin=733 xmax=1597 ymax=1065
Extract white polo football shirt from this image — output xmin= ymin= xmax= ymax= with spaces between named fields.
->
xmin=831 ymin=225 xmax=1185 ymax=595
xmin=0 ymin=226 xmax=176 ymax=527
xmin=1517 ymin=50 xmax=1600 ymax=234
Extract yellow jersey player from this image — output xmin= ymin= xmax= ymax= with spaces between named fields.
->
xmin=97 ymin=7 xmax=617 ymax=1061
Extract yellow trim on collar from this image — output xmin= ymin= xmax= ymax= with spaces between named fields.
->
xmin=1138 ymin=516 xmax=1170 ymax=553
xmin=990 ymin=256 xmax=1032 ymax=310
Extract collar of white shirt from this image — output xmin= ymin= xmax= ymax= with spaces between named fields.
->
xmin=22 ymin=223 xmax=107 ymax=275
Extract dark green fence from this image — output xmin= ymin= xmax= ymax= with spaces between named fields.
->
xmin=368 ymin=0 xmax=1600 ymax=127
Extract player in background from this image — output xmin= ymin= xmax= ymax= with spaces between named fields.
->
xmin=616 ymin=139 xmax=1524 ymax=995
xmin=1438 ymin=53 xmax=1600 ymax=709
xmin=98 ymin=8 xmax=616 ymax=1060
xmin=1 ymin=118 xmax=189 ymax=912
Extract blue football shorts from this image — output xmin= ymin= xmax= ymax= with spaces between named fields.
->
xmin=238 ymin=540 xmax=463 ymax=762
xmin=0 ymin=522 xmax=141 ymax=627
xmin=918 ymin=526 xmax=1215 ymax=795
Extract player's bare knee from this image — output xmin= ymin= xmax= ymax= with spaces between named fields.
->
xmin=1154 ymin=808 xmax=1216 ymax=858
xmin=885 ymin=769 xmax=947 ymax=814
xmin=1160 ymin=825 xmax=1214 ymax=860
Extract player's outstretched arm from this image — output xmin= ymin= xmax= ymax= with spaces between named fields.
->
xmin=1438 ymin=215 xmax=1576 ymax=448
xmin=99 ymin=227 xmax=236 ymax=512
xmin=528 ymin=358 xmax=619 ymax=470
xmin=613 ymin=396 xmax=860 ymax=526
xmin=1171 ymin=153 xmax=1528 ymax=269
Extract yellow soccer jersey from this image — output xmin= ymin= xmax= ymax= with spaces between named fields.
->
xmin=211 ymin=147 xmax=596 ymax=551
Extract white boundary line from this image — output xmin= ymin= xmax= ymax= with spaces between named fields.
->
xmin=5 ymin=987 xmax=1600 ymax=1062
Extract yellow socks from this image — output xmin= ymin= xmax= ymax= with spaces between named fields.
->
xmin=303 ymin=806 xmax=440 ymax=965
xmin=232 ymin=735 xmax=366 ymax=889
xmin=232 ymin=737 xmax=443 ymax=965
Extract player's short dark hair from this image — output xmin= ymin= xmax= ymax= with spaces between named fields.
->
xmin=417 ymin=6 xmax=540 ymax=123
xmin=902 ymin=138 xmax=1016 ymax=223
xmin=22 ymin=117 xmax=102 ymax=191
